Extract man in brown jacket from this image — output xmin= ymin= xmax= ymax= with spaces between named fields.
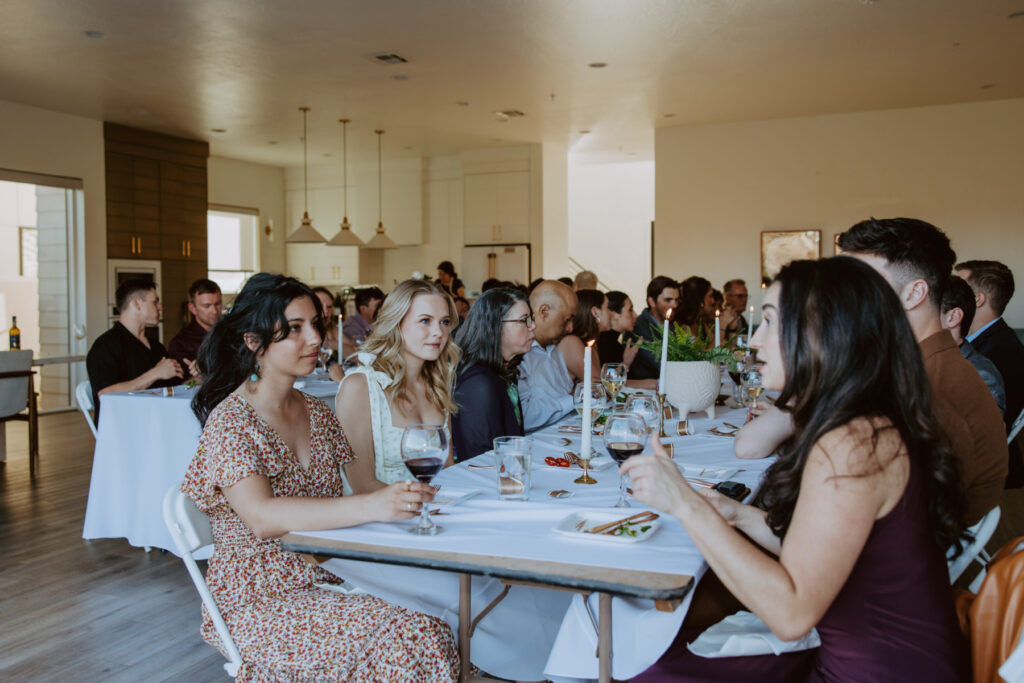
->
xmin=839 ymin=217 xmax=1007 ymax=526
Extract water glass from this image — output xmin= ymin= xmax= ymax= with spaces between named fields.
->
xmin=624 ymin=395 xmax=659 ymax=434
xmin=494 ymin=436 xmax=532 ymax=501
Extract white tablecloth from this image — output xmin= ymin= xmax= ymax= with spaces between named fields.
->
xmin=82 ymin=379 xmax=339 ymax=553
xmin=308 ymin=404 xmax=772 ymax=681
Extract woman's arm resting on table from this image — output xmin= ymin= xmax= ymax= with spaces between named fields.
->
xmin=734 ymin=404 xmax=794 ymax=459
xmin=222 ymin=475 xmax=434 ymax=539
xmin=625 ymin=424 xmax=903 ymax=641
xmin=336 ymin=373 xmax=386 ymax=493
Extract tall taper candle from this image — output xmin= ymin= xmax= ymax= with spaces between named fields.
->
xmin=715 ymin=309 xmax=721 ymax=348
xmin=659 ymin=309 xmax=672 ymax=393
xmin=582 ymin=341 xmax=594 ymax=460
xmin=747 ymin=305 xmax=754 ymax=346
xmin=338 ymin=313 xmax=343 ymax=360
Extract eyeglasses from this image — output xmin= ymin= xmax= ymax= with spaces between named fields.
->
xmin=501 ymin=315 xmax=535 ymax=327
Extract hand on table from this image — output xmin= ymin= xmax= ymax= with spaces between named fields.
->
xmin=367 ymin=481 xmax=437 ymax=522
xmin=182 ymin=358 xmax=200 ymax=378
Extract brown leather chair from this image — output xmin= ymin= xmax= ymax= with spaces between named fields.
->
xmin=0 ymin=350 xmax=39 ymax=477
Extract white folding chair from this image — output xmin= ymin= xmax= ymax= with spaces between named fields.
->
xmin=0 ymin=350 xmax=39 ymax=475
xmin=948 ymin=505 xmax=1001 ymax=585
xmin=1009 ymin=407 xmax=1024 ymax=445
xmin=75 ymin=380 xmax=98 ymax=438
xmin=162 ymin=483 xmax=242 ymax=678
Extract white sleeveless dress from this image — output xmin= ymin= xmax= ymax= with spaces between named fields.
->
xmin=337 ymin=354 xmax=450 ymax=494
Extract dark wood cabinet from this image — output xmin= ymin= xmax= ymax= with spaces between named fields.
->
xmin=103 ymin=124 xmax=210 ymax=341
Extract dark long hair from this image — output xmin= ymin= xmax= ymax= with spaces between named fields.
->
xmin=191 ymin=273 xmax=325 ymax=426
xmin=756 ymin=257 xmax=965 ymax=557
xmin=571 ymin=289 xmax=606 ymax=344
xmin=606 ymin=290 xmax=630 ymax=314
xmin=454 ymin=287 xmax=529 ymax=383
xmin=676 ymin=276 xmax=711 ymax=327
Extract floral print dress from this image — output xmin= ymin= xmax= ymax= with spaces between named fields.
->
xmin=182 ymin=392 xmax=459 ymax=682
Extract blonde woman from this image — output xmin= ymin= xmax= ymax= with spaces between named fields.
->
xmin=337 ymin=279 xmax=460 ymax=493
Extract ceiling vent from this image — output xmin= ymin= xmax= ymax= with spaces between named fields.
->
xmin=369 ymin=53 xmax=409 ymax=65
xmin=494 ymin=109 xmax=526 ymax=120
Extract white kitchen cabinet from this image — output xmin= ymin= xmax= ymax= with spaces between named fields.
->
xmin=463 ymin=171 xmax=529 ymax=244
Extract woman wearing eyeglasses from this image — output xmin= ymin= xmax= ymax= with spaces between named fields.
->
xmin=451 ymin=288 xmax=535 ymax=461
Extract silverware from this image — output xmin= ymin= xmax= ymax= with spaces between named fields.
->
xmin=447 ymin=490 xmax=481 ymax=507
xmin=585 ymin=511 xmax=659 ymax=535
xmin=723 ymin=422 xmax=742 ymax=431
xmin=467 ymin=462 xmax=494 ymax=469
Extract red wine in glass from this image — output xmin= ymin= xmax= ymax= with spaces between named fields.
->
xmin=606 ymin=441 xmax=644 ymax=464
xmin=404 ymin=454 xmax=445 ymax=483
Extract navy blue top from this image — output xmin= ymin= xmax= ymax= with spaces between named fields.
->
xmin=452 ymin=364 xmax=524 ymax=462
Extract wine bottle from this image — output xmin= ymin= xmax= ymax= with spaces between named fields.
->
xmin=9 ymin=316 xmax=20 ymax=350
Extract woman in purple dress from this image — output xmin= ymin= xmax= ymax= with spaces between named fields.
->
xmin=623 ymin=257 xmax=969 ymax=682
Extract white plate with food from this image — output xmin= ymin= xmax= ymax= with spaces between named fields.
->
xmin=552 ymin=510 xmax=660 ymax=544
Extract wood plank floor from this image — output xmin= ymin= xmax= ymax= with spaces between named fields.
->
xmin=0 ymin=413 xmax=225 ymax=682
xmin=2 ymin=413 xmax=1021 ymax=681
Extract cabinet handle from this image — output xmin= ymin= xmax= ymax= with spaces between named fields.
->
xmin=187 ymin=240 xmax=191 ymax=257
xmin=497 ymin=224 xmax=503 ymax=241
xmin=181 ymin=239 xmax=186 ymax=256
xmin=138 ymin=236 xmax=142 ymax=254
xmin=130 ymin=236 xmax=135 ymax=254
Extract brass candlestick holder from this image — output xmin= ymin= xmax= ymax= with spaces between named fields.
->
xmin=657 ymin=393 xmax=669 ymax=438
xmin=574 ymin=456 xmax=597 ymax=485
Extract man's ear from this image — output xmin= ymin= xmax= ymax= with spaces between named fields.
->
xmin=899 ymin=278 xmax=929 ymax=312
xmin=242 ymin=333 xmax=261 ymax=353
xmin=975 ymin=289 xmax=988 ymax=310
xmin=647 ymin=296 xmax=656 ymax=311
xmin=536 ymin=302 xmax=550 ymax=320
xmin=943 ymin=307 xmax=964 ymax=331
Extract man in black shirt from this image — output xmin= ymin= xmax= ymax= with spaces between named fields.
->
xmin=630 ymin=275 xmax=680 ymax=380
xmin=167 ymin=278 xmax=222 ymax=374
xmin=86 ymin=279 xmax=183 ymax=421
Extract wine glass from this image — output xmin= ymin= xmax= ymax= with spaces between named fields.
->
xmin=604 ymin=412 xmax=647 ymax=508
xmin=572 ymin=382 xmax=608 ymax=484
xmin=401 ymin=424 xmax=448 ymax=535
xmin=600 ymin=363 xmax=627 ymax=401
xmin=316 ymin=346 xmax=333 ymax=375
xmin=624 ymin=395 xmax=659 ymax=435
xmin=741 ymin=366 xmax=765 ymax=412
xmin=728 ymin=348 xmax=749 ymax=406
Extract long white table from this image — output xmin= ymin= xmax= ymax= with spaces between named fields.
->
xmin=82 ymin=378 xmax=339 ymax=553
xmin=285 ymin=404 xmax=771 ymax=682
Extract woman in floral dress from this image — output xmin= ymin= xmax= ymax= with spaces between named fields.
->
xmin=183 ymin=273 xmax=459 ymax=682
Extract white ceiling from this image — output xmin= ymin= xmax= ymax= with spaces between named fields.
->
xmin=1 ymin=0 xmax=1022 ymax=166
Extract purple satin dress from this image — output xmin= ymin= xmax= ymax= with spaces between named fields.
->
xmin=635 ymin=459 xmax=969 ymax=682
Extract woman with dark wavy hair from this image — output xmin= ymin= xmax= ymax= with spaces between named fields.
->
xmin=558 ymin=288 xmax=610 ymax=382
xmin=451 ymin=287 xmax=534 ymax=461
xmin=624 ymin=257 xmax=968 ymax=682
xmin=183 ymin=273 xmax=458 ymax=681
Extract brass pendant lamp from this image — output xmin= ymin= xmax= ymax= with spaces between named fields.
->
xmin=326 ymin=118 xmax=364 ymax=246
xmin=286 ymin=106 xmax=327 ymax=243
xmin=363 ymin=129 xmax=398 ymax=249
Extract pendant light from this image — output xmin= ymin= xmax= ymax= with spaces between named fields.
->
xmin=286 ymin=106 xmax=327 ymax=243
xmin=364 ymin=129 xmax=398 ymax=249
xmin=327 ymin=118 xmax=364 ymax=246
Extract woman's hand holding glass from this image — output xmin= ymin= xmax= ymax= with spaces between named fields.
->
xmin=367 ymin=481 xmax=437 ymax=523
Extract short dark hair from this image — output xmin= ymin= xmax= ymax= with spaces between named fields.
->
xmin=354 ymin=287 xmax=384 ymax=311
xmin=482 ymin=278 xmax=502 ymax=292
xmin=571 ymin=289 xmax=606 ymax=343
xmin=455 ymin=287 xmax=530 ymax=381
xmin=723 ymin=279 xmax=746 ymax=294
xmin=528 ymin=278 xmax=545 ymax=294
xmin=454 ymin=296 xmax=469 ymax=308
xmin=116 ymin=278 xmax=156 ymax=311
xmin=646 ymin=276 xmax=679 ymax=306
xmin=437 ymin=261 xmax=457 ymax=277
xmin=188 ymin=278 xmax=221 ymax=302
xmin=606 ymin=290 xmax=630 ymax=314
xmin=955 ymin=260 xmax=1015 ymax=316
xmin=941 ymin=276 xmax=977 ymax=339
xmin=837 ymin=217 xmax=955 ymax=309
xmin=557 ymin=276 xmax=574 ymax=287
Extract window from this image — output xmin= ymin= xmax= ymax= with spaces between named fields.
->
xmin=208 ymin=206 xmax=259 ymax=294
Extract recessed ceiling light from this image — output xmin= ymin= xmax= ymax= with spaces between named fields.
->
xmin=455 ymin=101 xmax=469 ymax=107
xmin=663 ymin=113 xmax=676 ymax=118
xmin=84 ymin=30 xmax=104 ymax=39
xmin=588 ymin=62 xmax=608 ymax=68
xmin=393 ymin=74 xmax=409 ymax=81
xmin=369 ymin=52 xmax=409 ymax=65
xmin=403 ymin=146 xmax=413 ymax=150
xmin=628 ymin=152 xmax=637 ymax=156
xmin=492 ymin=138 xmax=503 ymax=143
xmin=211 ymin=128 xmax=226 ymax=133
xmin=1009 ymin=10 xmax=1024 ymax=19
xmin=323 ymin=153 xmax=332 ymax=157
xmin=268 ymin=141 xmax=278 ymax=145
xmin=980 ymin=83 xmax=997 ymax=89
xmin=579 ymin=130 xmax=590 ymax=134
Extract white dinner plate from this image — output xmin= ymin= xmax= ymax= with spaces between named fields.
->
xmin=676 ymin=464 xmax=738 ymax=481
xmin=552 ymin=510 xmax=661 ymax=544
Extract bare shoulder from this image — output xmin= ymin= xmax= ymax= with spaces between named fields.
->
xmin=558 ymin=335 xmax=584 ymax=354
xmin=336 ymin=372 xmax=370 ymax=416
xmin=809 ymin=416 xmax=907 ymax=480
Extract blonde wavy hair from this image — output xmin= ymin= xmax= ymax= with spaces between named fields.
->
xmin=359 ymin=279 xmax=460 ymax=416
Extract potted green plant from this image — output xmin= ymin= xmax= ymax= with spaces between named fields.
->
xmin=637 ymin=323 xmax=739 ymax=419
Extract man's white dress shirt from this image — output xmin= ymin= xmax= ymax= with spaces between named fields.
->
xmin=517 ymin=341 xmax=575 ymax=433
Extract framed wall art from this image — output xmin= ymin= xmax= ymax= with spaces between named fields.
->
xmin=761 ymin=229 xmax=821 ymax=282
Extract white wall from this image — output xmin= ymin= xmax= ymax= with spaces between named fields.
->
xmin=655 ymin=98 xmax=1024 ymax=325
xmin=208 ymin=156 xmax=286 ymax=275
xmin=540 ymin=143 xmax=567 ymax=281
xmin=0 ymin=99 xmax=105 ymax=348
xmin=569 ymin=159 xmax=654 ymax=306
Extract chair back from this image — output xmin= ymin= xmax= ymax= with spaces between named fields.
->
xmin=0 ymin=350 xmax=33 ymax=419
xmin=162 ymin=484 xmax=242 ymax=677
xmin=1010 ymin=407 xmax=1024 ymax=445
xmin=949 ymin=505 xmax=1001 ymax=584
xmin=75 ymin=380 xmax=98 ymax=438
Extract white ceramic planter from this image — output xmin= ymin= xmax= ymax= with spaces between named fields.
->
xmin=664 ymin=360 xmax=719 ymax=419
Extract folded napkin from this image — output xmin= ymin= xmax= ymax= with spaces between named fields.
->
xmin=687 ymin=611 xmax=820 ymax=658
